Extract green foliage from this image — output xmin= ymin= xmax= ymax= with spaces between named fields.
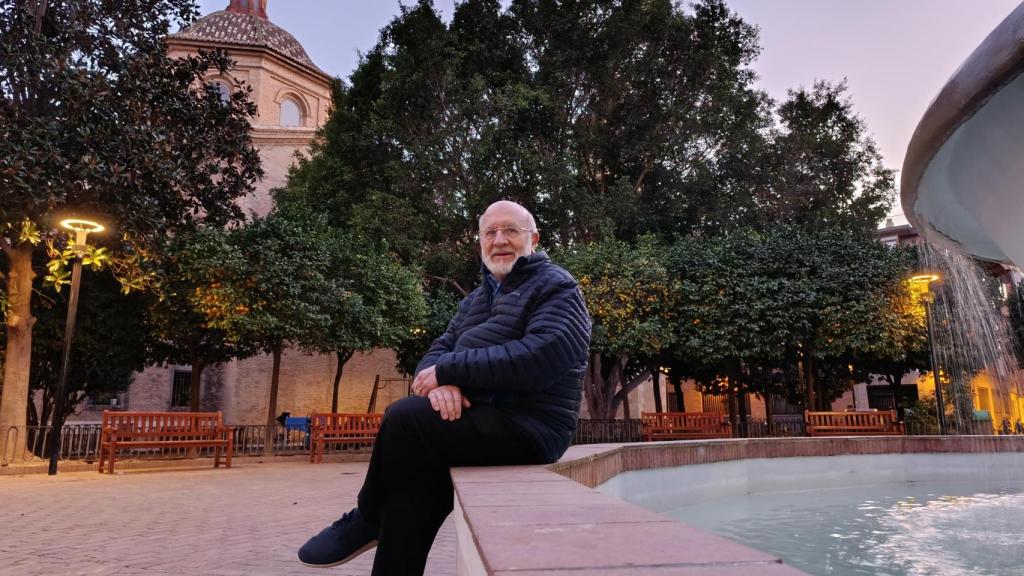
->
xmin=760 ymin=81 xmax=894 ymax=233
xmin=559 ymin=237 xmax=676 ymax=358
xmin=147 ymin=225 xmax=255 ymax=378
xmin=0 ymin=0 xmax=262 ymax=265
xmin=205 ymin=206 xmax=338 ymax=352
xmin=23 ymin=272 xmax=158 ymax=425
xmin=558 ymin=237 xmax=677 ymax=418
xmin=394 ymin=289 xmax=460 ymax=376
xmin=280 ymin=0 xmax=775 ymax=293
xmin=665 ymin=225 xmax=920 ymax=406
xmin=310 ymin=227 xmax=427 ymax=363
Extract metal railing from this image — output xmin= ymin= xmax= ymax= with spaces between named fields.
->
xmin=1 ymin=423 xmax=378 ymax=465
xmin=573 ymin=419 xmax=644 ymax=444
xmin=2 ymin=424 xmax=103 ymax=464
xmin=8 ymin=415 xmax=1003 ymax=466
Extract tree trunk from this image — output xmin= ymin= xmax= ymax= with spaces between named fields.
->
xmin=188 ymin=343 xmax=205 ymax=412
xmin=804 ymin=353 xmax=817 ymax=411
xmin=0 ymin=245 xmax=36 ymax=461
xmin=331 ymin=349 xmax=355 ymax=413
xmin=583 ymin=353 xmax=604 ymax=418
xmin=265 ymin=345 xmax=283 ymax=455
xmin=726 ymin=384 xmax=739 ymax=437
xmin=671 ymin=374 xmax=685 ymax=411
xmin=889 ymin=371 xmax=905 ymax=420
xmin=764 ymin=393 xmax=774 ymax=435
xmin=648 ymin=360 xmax=663 ymax=413
xmin=621 ymin=389 xmax=632 ymax=441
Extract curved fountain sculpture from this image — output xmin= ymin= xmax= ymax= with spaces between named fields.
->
xmin=901 ymin=2 xmax=1024 ymax=266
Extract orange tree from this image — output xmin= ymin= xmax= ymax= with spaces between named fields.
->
xmin=557 ymin=237 xmax=678 ymax=419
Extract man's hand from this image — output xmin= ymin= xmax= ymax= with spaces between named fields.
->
xmin=411 ymin=365 xmax=439 ymax=397
xmin=427 ymin=385 xmax=471 ymax=421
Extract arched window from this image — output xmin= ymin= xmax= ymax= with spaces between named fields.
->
xmin=215 ymin=81 xmax=231 ymax=104
xmin=280 ymin=98 xmax=302 ymax=127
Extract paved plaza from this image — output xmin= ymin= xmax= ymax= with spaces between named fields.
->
xmin=0 ymin=461 xmax=455 ymax=575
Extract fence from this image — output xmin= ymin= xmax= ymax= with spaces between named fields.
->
xmin=8 ymin=414 xmax=1000 ymax=466
xmin=0 ymin=423 xmax=373 ymax=465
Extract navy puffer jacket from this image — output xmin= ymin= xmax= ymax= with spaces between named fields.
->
xmin=416 ymin=252 xmax=591 ymax=463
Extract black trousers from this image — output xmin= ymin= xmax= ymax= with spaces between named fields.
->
xmin=357 ymin=395 xmax=541 ymax=576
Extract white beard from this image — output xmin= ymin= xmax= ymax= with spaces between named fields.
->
xmin=483 ymin=255 xmax=515 ymax=278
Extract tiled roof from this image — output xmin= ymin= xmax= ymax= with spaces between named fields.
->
xmin=170 ymin=10 xmax=328 ymax=78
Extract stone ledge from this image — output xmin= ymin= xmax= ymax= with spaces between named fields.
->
xmin=452 ymin=435 xmax=1024 ymax=575
xmin=451 ymin=456 xmax=804 ymax=574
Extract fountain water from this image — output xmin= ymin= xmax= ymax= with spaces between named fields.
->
xmin=916 ymin=243 xmax=1024 ymax=434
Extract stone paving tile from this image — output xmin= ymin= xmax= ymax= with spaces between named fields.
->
xmin=0 ymin=461 xmax=454 ymax=576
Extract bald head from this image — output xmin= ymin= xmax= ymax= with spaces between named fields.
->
xmin=478 ymin=200 xmax=536 ymax=231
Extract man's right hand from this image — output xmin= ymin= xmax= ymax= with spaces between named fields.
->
xmin=411 ymin=365 xmax=439 ymax=397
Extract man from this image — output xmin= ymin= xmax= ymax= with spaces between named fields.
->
xmin=298 ymin=200 xmax=591 ymax=575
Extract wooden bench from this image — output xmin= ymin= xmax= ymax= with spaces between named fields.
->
xmin=804 ymin=410 xmax=904 ymax=436
xmin=98 ymin=411 xmax=233 ymax=473
xmin=309 ymin=413 xmax=383 ymax=463
xmin=640 ymin=412 xmax=732 ymax=441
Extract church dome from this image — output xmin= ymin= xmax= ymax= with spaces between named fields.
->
xmin=170 ymin=0 xmax=328 ymax=78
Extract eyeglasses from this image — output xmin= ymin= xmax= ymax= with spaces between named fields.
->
xmin=480 ymin=226 xmax=533 ymax=242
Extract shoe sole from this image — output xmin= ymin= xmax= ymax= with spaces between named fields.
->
xmin=299 ymin=540 xmax=379 ymax=568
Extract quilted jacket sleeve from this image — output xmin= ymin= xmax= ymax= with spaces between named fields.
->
xmin=433 ymin=279 xmax=591 ymax=391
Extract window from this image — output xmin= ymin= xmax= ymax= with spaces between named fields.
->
xmin=171 ymin=369 xmax=191 ymax=407
xmin=280 ymin=98 xmax=302 ymax=127
xmin=215 ymin=81 xmax=231 ymax=104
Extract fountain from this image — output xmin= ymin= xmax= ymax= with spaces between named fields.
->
xmin=900 ymin=2 xmax=1024 ymax=432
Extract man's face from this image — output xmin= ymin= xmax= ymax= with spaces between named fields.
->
xmin=479 ymin=203 xmax=538 ymax=281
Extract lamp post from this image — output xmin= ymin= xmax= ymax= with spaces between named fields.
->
xmin=47 ymin=218 xmax=104 ymax=475
xmin=910 ymin=273 xmax=946 ymax=435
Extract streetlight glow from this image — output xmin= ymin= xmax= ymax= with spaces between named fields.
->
xmin=909 ymin=273 xmax=941 ymax=284
xmin=59 ymin=218 xmax=105 ymax=233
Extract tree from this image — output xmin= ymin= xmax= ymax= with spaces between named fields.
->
xmin=0 ymin=0 xmax=261 ymax=443
xmin=307 ymin=229 xmax=426 ymax=412
xmin=558 ymin=237 xmax=677 ymax=419
xmin=147 ymin=225 xmax=255 ymax=411
xmin=757 ymin=81 xmax=893 ymax=233
xmin=856 ymin=269 xmax=930 ymax=419
xmin=205 ymin=206 xmax=337 ymax=444
xmin=668 ymin=226 xmax=919 ymax=420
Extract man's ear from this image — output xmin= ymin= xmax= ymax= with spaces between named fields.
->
xmin=531 ymin=231 xmax=540 ymax=248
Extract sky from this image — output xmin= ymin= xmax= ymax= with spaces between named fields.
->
xmin=195 ymin=0 xmax=1022 ymax=222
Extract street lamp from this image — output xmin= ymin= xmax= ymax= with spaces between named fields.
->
xmin=910 ymin=272 xmax=946 ymax=435
xmin=47 ymin=218 xmax=104 ymax=475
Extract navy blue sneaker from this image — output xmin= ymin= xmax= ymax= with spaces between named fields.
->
xmin=298 ymin=507 xmax=378 ymax=567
